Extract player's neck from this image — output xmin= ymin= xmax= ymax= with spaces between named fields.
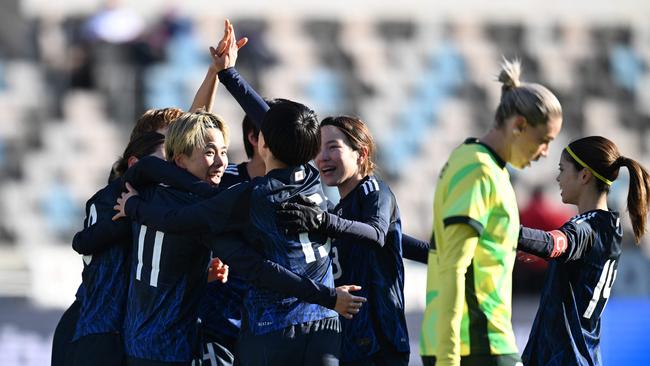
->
xmin=247 ymin=154 xmax=266 ymax=179
xmin=338 ymin=173 xmax=364 ymax=199
xmin=480 ymin=129 xmax=509 ymax=164
xmin=577 ymin=189 xmax=608 ymax=214
xmin=264 ymin=155 xmax=289 ymax=174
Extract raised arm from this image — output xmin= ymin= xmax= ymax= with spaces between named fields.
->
xmin=188 ymin=65 xmax=219 ymax=113
xmin=518 ymin=219 xmax=595 ymax=261
xmin=210 ymin=20 xmax=269 ymax=128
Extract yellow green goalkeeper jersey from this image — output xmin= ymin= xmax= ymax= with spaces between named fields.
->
xmin=420 ymin=138 xmax=520 ymax=364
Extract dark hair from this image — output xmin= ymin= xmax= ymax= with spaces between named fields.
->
xmin=495 ymin=58 xmax=562 ymax=127
xmin=112 ymin=132 xmax=166 ymax=179
xmin=130 ymin=107 xmax=184 ymax=141
xmin=260 ymin=100 xmax=320 ymax=166
xmin=563 ymin=136 xmax=650 ymax=243
xmin=320 ymin=115 xmax=376 ymax=176
xmin=242 ymin=98 xmax=287 ymax=158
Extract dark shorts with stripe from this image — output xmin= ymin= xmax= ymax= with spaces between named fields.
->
xmin=421 ymin=353 xmax=522 ymax=366
xmin=195 ymin=331 xmax=237 ymax=366
xmin=238 ymin=316 xmax=341 ymax=366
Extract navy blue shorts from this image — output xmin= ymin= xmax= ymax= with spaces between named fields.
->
xmin=238 ymin=316 xmax=341 ymax=366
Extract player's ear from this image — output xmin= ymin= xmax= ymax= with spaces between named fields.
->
xmin=512 ymin=116 xmax=527 ymax=135
xmin=579 ymin=168 xmax=592 ymax=185
xmin=127 ymin=156 xmax=139 ymax=168
xmin=357 ymin=146 xmax=368 ymax=166
xmin=174 ymin=154 xmax=188 ymax=169
xmin=247 ymin=130 xmax=259 ymax=148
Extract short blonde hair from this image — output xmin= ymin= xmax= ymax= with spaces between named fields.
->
xmin=164 ymin=109 xmax=229 ymax=162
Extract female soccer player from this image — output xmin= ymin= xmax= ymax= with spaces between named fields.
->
xmin=314 ymin=116 xmax=410 ymax=365
xmin=50 ymin=131 xmax=165 ymax=366
xmin=516 ymin=136 xmax=650 ymax=366
xmin=420 ymin=59 xmax=563 ymax=366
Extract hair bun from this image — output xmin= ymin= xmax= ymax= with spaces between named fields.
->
xmin=498 ymin=58 xmax=522 ymax=91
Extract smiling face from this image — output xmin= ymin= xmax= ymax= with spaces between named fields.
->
xmin=176 ymin=128 xmax=228 ymax=185
xmin=510 ymin=116 xmax=562 ymax=169
xmin=315 ymin=125 xmax=363 ymax=189
xmin=557 ymin=152 xmax=583 ymax=204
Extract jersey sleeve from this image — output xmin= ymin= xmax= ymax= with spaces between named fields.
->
xmin=73 ymin=186 xmax=132 ymax=255
xmin=209 ymin=233 xmax=337 ymax=309
xmin=518 ymin=219 xmax=595 ymax=261
xmin=72 ymin=218 xmax=131 ymax=255
xmin=125 ymin=183 xmax=251 ymax=235
xmin=322 ymin=212 xmax=385 ymax=246
xmin=218 ymin=67 xmax=269 ymax=129
xmin=441 ymin=164 xmax=492 ymax=236
xmin=401 ymin=234 xmax=430 ymax=264
xmin=122 ymin=156 xmax=220 ymax=198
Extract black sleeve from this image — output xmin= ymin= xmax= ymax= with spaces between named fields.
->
xmin=218 ymin=67 xmax=269 ymax=129
xmin=72 ymin=218 xmax=131 ymax=255
xmin=124 ymin=183 xmax=251 ymax=235
xmin=123 ymin=156 xmax=219 ymax=198
xmin=321 ymin=212 xmax=385 ymax=246
xmin=401 ymin=234 xmax=429 ymax=264
xmin=518 ymin=220 xmax=595 ymax=261
xmin=320 ymin=187 xmax=392 ymax=247
xmin=211 ymin=234 xmax=337 ymax=309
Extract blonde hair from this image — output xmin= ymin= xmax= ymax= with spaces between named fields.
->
xmin=164 ymin=109 xmax=229 ymax=162
xmin=495 ymin=58 xmax=562 ymax=127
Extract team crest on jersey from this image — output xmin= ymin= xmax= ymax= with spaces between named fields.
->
xmin=361 ymin=178 xmax=379 ymax=195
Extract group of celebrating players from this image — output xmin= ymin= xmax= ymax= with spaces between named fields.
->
xmin=51 ymin=19 xmax=650 ymax=366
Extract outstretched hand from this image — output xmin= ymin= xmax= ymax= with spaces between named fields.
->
xmin=334 ymin=285 xmax=367 ymax=320
xmin=210 ymin=19 xmax=248 ymax=72
xmin=112 ymin=182 xmax=139 ymax=221
xmin=277 ymin=195 xmax=326 ymax=233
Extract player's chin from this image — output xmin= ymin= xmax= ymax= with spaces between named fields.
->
xmin=208 ymin=174 xmax=222 ymax=186
xmin=320 ymin=173 xmax=339 ymax=187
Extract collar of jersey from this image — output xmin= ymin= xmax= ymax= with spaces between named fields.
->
xmin=340 ymin=175 xmax=373 ymax=203
xmin=464 ymin=137 xmax=506 ymax=169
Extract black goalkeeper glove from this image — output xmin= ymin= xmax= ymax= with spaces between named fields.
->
xmin=277 ymin=195 xmax=327 ymax=234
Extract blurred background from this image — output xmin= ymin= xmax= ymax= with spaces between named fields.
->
xmin=1 ymin=0 xmax=649 ymax=364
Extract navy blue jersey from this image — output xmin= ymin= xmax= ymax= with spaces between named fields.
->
xmin=73 ymin=178 xmax=131 ymax=341
xmin=520 ymin=210 xmax=622 ymax=366
xmin=243 ymin=164 xmax=337 ymax=335
xmin=124 ymin=185 xmax=212 ymax=363
xmin=220 ymin=162 xmax=251 ymax=188
xmin=330 ymin=176 xmax=409 ymax=361
xmin=199 ymin=161 xmax=251 ymax=341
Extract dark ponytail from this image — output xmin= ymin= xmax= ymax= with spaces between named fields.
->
xmin=614 ymin=156 xmax=650 ymax=243
xmin=111 ymin=132 xmax=166 ymax=181
xmin=564 ymin=136 xmax=650 ymax=243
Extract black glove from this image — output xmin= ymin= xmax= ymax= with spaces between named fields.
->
xmin=277 ymin=195 xmax=326 ymax=233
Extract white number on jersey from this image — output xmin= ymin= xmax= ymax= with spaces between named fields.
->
xmin=135 ymin=225 xmax=165 ymax=287
xmin=82 ymin=204 xmax=98 ymax=265
xmin=331 ymin=246 xmax=342 ymax=280
xmin=298 ymin=233 xmax=331 ymax=264
xmin=583 ymin=259 xmax=617 ymax=319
